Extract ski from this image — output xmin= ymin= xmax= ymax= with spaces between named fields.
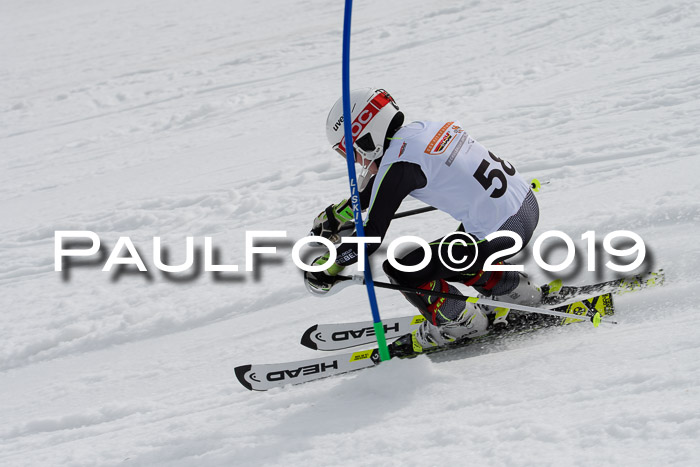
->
xmin=300 ymin=314 xmax=425 ymax=351
xmin=543 ymin=269 xmax=664 ymax=305
xmin=235 ymin=294 xmax=614 ymax=391
xmin=235 ymin=348 xmax=382 ymax=391
xmin=300 ymin=269 xmax=663 ymax=351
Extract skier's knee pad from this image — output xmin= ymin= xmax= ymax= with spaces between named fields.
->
xmin=465 ymin=265 xmax=524 ymax=296
xmin=472 ymin=270 xmax=520 ymax=296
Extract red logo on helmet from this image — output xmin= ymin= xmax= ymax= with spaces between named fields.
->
xmin=338 ymin=91 xmax=393 ymax=153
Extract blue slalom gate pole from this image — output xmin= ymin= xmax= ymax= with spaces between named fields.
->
xmin=341 ymin=0 xmax=390 ymax=361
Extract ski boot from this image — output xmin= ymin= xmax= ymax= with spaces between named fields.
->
xmin=389 ymin=284 xmax=490 ymax=358
xmin=540 ymin=278 xmax=567 ymax=305
xmin=478 ymin=272 xmax=543 ymax=307
xmin=475 ymin=272 xmax=545 ymax=331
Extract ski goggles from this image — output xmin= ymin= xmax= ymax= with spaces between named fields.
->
xmin=333 ymin=132 xmax=379 ymax=159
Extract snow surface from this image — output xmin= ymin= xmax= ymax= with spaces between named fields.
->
xmin=2 ymin=0 xmax=700 ymax=465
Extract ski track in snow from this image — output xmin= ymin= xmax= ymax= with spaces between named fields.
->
xmin=1 ymin=0 xmax=700 ymax=465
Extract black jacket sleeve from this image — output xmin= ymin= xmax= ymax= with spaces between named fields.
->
xmin=336 ymin=162 xmax=427 ymax=266
xmin=360 ymin=178 xmax=374 ymax=210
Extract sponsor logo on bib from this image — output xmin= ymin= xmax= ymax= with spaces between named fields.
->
xmin=425 ymin=122 xmax=464 ymax=155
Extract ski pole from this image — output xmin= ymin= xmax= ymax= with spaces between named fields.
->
xmin=393 ymin=179 xmax=546 ymax=220
xmin=340 ymin=0 xmax=391 ymax=362
xmin=307 ymin=207 xmax=431 ymax=242
xmin=393 ymin=206 xmax=436 ymax=219
xmin=337 ymin=275 xmax=616 ymax=327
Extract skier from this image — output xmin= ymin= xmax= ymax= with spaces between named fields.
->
xmin=304 ymin=88 xmax=542 ymax=356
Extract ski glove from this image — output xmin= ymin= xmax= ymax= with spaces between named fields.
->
xmin=304 ymin=253 xmax=346 ymax=296
xmin=310 ymin=199 xmax=355 ymax=244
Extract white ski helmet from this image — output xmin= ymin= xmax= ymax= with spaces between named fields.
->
xmin=325 ymin=88 xmax=403 ymax=190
